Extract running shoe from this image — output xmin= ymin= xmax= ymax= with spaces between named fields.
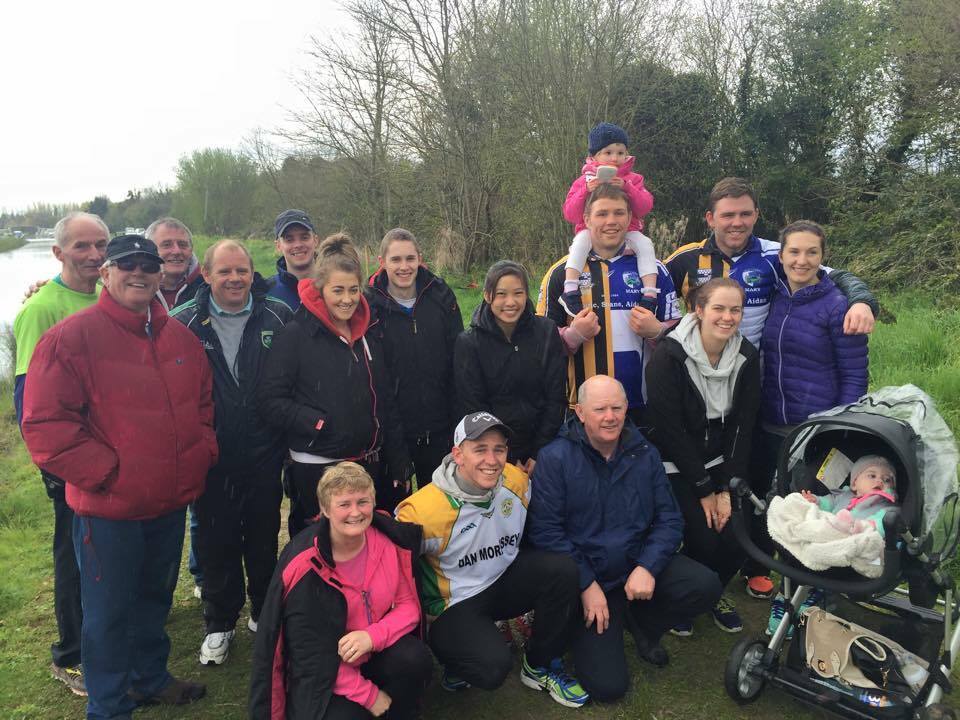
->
xmin=51 ymin=663 xmax=86 ymax=696
xmin=199 ymin=630 xmax=235 ymax=665
xmin=712 ymin=597 xmax=743 ymax=633
xmin=746 ymin=575 xmax=775 ymax=599
xmin=558 ymin=291 xmax=584 ymax=317
xmin=669 ymin=620 xmax=694 ymax=637
xmin=441 ymin=668 xmax=471 ymax=692
xmin=520 ymin=654 xmax=589 ymax=708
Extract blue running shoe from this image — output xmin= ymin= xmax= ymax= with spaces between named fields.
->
xmin=441 ymin=668 xmax=471 ymax=692
xmin=520 ymin=654 xmax=589 ymax=708
xmin=766 ymin=593 xmax=788 ymax=638
xmin=712 ymin=597 xmax=743 ymax=633
xmin=670 ymin=620 xmax=694 ymax=637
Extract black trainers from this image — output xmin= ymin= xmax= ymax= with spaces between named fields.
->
xmin=559 ymin=290 xmax=584 ymax=316
xmin=51 ymin=663 xmax=86 ymax=696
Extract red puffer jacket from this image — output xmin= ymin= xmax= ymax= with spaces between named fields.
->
xmin=22 ymin=290 xmax=218 ymax=520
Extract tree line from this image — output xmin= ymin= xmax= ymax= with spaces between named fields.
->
xmin=5 ymin=0 xmax=958 ymax=291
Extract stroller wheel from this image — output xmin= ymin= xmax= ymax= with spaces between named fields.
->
xmin=724 ymin=637 xmax=768 ymax=704
xmin=918 ymin=705 xmax=957 ymax=720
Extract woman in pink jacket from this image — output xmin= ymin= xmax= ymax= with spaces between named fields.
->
xmin=250 ymin=462 xmax=431 ymax=719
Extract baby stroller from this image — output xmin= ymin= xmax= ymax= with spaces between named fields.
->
xmin=726 ymin=385 xmax=960 ymax=719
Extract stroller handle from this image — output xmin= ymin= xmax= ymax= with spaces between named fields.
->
xmin=729 ymin=477 xmax=903 ymax=597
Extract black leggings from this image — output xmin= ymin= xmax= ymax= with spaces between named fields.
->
xmin=669 ymin=475 xmax=745 ymax=589
xmin=321 ymin=635 xmax=433 ymax=720
xmin=428 ymin=549 xmax=579 ymax=689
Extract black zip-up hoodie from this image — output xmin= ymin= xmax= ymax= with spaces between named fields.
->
xmin=453 ymin=301 xmax=567 ymax=464
xmin=256 ymin=279 xmax=409 ymax=476
xmin=367 ymin=266 xmax=463 ymax=440
xmin=643 ymin=331 xmax=761 ymax=497
xmin=172 ymin=275 xmax=293 ymax=476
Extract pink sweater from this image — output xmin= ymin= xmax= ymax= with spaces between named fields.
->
xmin=324 ymin=526 xmax=421 ymax=709
xmin=562 ymin=155 xmax=654 ymax=233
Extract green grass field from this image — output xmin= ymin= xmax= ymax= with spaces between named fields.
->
xmin=1 ymin=241 xmax=958 ymax=718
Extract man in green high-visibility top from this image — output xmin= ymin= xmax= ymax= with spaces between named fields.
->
xmin=12 ymin=211 xmax=108 ymax=697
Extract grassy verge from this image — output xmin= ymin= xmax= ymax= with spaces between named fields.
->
xmin=0 ymin=236 xmax=28 ymax=254
xmin=0 ymin=292 xmax=957 ymax=718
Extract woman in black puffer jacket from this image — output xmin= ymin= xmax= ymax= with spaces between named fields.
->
xmin=454 ymin=261 xmax=567 ymax=472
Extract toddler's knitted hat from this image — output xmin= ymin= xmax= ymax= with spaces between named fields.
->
xmin=588 ymin=123 xmax=629 ymax=156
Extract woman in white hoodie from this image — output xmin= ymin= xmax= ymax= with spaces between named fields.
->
xmin=643 ymin=278 xmax=761 ymax=635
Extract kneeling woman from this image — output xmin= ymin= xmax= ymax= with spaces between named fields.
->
xmin=258 ymin=234 xmax=409 ymax=534
xmin=644 ymin=278 xmax=761 ymax=635
xmin=250 ymin=462 xmax=431 ymax=719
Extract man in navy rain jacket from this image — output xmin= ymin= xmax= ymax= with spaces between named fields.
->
xmin=528 ymin=375 xmax=721 ymax=703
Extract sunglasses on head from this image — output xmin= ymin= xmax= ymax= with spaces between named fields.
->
xmin=113 ymin=258 xmax=161 ymax=274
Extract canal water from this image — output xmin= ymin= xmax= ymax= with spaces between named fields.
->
xmin=0 ymin=239 xmax=63 ymax=374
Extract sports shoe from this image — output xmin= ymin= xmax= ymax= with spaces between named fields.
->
xmin=669 ymin=620 xmax=694 ymax=637
xmin=520 ymin=654 xmax=589 ymax=708
xmin=766 ymin=593 xmax=788 ymax=637
xmin=51 ymin=663 xmax=86 ymax=696
xmin=199 ymin=630 xmax=234 ymax=665
xmin=441 ymin=668 xmax=471 ymax=692
xmin=193 ymin=585 xmax=202 ymax=600
xmin=558 ymin=290 xmax=584 ymax=316
xmin=746 ymin=575 xmax=775 ymax=599
xmin=712 ymin=597 xmax=743 ymax=633
xmin=799 ymin=588 xmax=825 ymax=614
xmin=247 ymin=617 xmax=258 ymax=633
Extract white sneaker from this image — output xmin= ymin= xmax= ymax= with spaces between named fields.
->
xmin=199 ymin=630 xmax=234 ymax=666
xmin=193 ymin=585 xmax=202 ymax=600
xmin=247 ymin=617 xmax=258 ymax=633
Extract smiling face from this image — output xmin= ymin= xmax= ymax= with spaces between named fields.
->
xmin=584 ymin=196 xmax=631 ymax=257
xmin=451 ymin=429 xmax=508 ymax=490
xmin=696 ymin=286 xmax=744 ymax=347
xmin=575 ymin=376 xmax=627 ymax=454
xmin=203 ymin=245 xmax=253 ymax=312
xmin=322 ymin=488 xmax=374 ymax=543
xmin=780 ymin=230 xmax=823 ymax=290
xmin=380 ymin=239 xmax=420 ymax=293
xmin=99 ymin=256 xmax=162 ymax=314
xmin=590 ymin=142 xmax=628 ymax=167
xmin=153 ymin=225 xmax=193 ymax=280
xmin=705 ymin=195 xmax=760 ymax=257
xmin=484 ymin=273 xmax=527 ymax=330
xmin=320 ymin=269 xmax=362 ymax=324
xmin=276 ymin=225 xmax=319 ymax=278
xmin=54 ymin=216 xmax=108 ymax=288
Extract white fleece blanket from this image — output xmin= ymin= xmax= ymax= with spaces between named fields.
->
xmin=767 ymin=494 xmax=885 ymax=578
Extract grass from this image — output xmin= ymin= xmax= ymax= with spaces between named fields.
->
xmin=0 ymin=237 xmax=28 ymax=254
xmin=0 ymin=285 xmax=957 ymax=719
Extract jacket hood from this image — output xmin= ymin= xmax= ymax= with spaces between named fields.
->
xmin=298 ymin=277 xmax=371 ymax=343
xmin=581 ymin=155 xmax=636 ymax=177
xmin=470 ymin=299 xmax=536 ymax=338
xmin=672 ymin=313 xmax=745 ymax=421
xmin=431 ymin=452 xmax=502 ymax=504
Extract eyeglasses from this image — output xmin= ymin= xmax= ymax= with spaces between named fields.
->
xmin=112 ymin=258 xmax=161 ymax=274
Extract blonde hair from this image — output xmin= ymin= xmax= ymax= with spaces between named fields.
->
xmin=317 ymin=461 xmax=376 ymax=510
xmin=313 ymin=233 xmax=362 ymax=290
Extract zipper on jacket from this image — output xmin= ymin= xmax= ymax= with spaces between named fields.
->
xmin=361 ymin=590 xmax=373 ymax=624
xmin=776 ymin=300 xmax=791 ymax=424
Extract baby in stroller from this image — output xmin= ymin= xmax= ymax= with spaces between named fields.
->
xmin=800 ymin=455 xmax=899 ymax=538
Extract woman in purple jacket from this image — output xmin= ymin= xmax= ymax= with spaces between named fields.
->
xmin=759 ymin=220 xmax=869 ymax=635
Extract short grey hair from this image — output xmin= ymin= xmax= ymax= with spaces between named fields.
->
xmin=145 ymin=217 xmax=193 ymax=245
xmin=577 ymin=375 xmax=627 ymax=405
xmin=54 ymin=212 xmax=109 ymax=249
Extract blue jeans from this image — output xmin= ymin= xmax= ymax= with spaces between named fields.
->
xmin=73 ymin=509 xmax=186 ymax=720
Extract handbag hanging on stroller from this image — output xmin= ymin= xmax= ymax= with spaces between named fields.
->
xmin=724 ymin=385 xmax=960 ymax=719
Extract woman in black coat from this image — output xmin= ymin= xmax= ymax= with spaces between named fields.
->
xmin=257 ymin=234 xmax=410 ymax=533
xmin=643 ymin=278 xmax=761 ymax=635
xmin=454 ymin=261 xmax=567 ymax=472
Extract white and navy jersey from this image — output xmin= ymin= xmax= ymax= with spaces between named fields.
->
xmin=665 ymin=235 xmax=788 ymax=346
xmin=538 ymin=255 xmax=681 ymax=411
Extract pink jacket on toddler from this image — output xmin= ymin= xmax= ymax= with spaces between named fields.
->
xmin=562 ymin=155 xmax=654 ymax=233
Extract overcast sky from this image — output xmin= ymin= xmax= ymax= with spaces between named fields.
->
xmin=0 ymin=0 xmax=347 ymax=212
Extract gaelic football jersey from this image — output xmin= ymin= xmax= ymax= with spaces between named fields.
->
xmin=395 ymin=464 xmax=529 ymax=617
xmin=538 ymin=254 xmax=681 ymax=411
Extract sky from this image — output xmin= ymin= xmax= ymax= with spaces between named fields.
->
xmin=0 ymin=0 xmax=348 ymax=212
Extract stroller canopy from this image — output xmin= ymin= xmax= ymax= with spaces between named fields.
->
xmin=811 ymin=384 xmax=958 ymax=537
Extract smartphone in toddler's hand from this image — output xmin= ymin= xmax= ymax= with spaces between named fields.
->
xmin=595 ymin=165 xmax=617 ymax=183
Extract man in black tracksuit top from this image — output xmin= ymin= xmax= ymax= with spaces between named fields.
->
xmin=171 ymin=240 xmax=293 ymax=666
xmin=367 ymin=229 xmax=463 ymax=486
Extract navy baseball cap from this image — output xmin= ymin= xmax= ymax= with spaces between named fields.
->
xmin=105 ymin=234 xmax=163 ymax=263
xmin=274 ymin=209 xmax=315 ymax=238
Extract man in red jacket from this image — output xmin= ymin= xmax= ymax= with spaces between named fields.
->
xmin=22 ymin=234 xmax=218 ymax=720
